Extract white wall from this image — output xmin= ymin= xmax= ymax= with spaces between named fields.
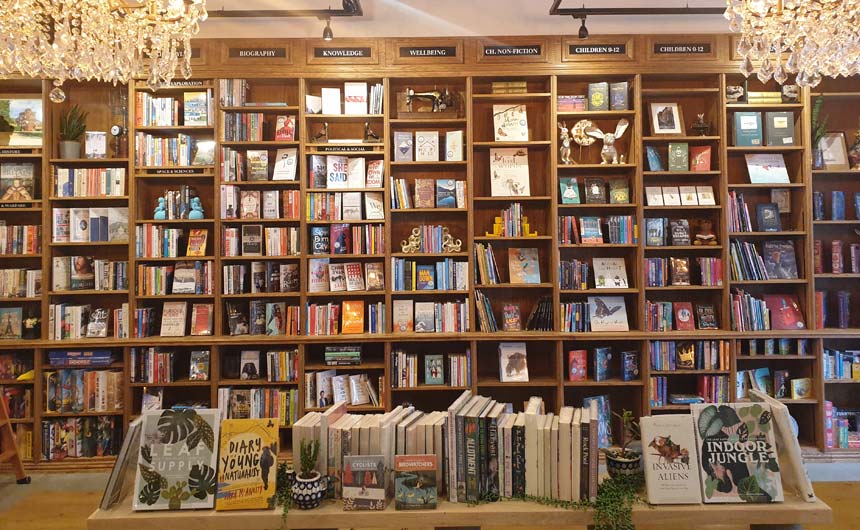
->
xmin=198 ymin=0 xmax=731 ymax=39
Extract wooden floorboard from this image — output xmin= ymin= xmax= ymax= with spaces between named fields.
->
xmin=0 ymin=476 xmax=856 ymax=530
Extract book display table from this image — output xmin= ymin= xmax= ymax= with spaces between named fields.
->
xmin=88 ymin=495 xmax=831 ymax=530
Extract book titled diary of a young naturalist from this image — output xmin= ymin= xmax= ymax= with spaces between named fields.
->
xmin=216 ymin=418 xmax=279 ymax=510
xmin=641 ymin=414 xmax=702 ymax=504
xmin=691 ymin=403 xmax=783 ymax=503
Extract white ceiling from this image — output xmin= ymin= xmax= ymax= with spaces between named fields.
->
xmin=198 ymin=0 xmax=731 ymax=39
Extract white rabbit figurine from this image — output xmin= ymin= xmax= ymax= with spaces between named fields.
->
xmin=586 ymin=118 xmax=629 ymax=164
xmin=557 ymin=121 xmax=573 ymax=165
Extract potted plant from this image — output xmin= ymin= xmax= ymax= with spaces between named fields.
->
xmin=811 ymin=95 xmax=829 ymax=170
xmin=0 ymin=115 xmax=14 ymax=146
xmin=58 ymin=105 xmax=87 ymax=159
xmin=601 ymin=409 xmax=642 ymax=478
xmin=291 ymin=439 xmax=325 ymax=510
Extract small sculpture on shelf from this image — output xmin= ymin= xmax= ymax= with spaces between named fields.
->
xmin=153 ymin=197 xmax=167 ymax=220
xmin=694 ymin=219 xmax=718 ymax=246
xmin=441 ymin=228 xmax=463 ymax=253
xmin=400 ymin=226 xmax=462 ymax=254
xmin=691 ymin=113 xmax=710 ymax=136
xmin=586 ymin=119 xmax=629 ymax=165
xmin=312 ymin=122 xmax=328 ymax=143
xmin=404 ymin=87 xmax=456 ymax=113
xmin=782 ymin=84 xmax=800 ymax=103
xmin=557 ymin=121 xmax=573 ymax=165
xmin=849 ymin=126 xmax=860 ymax=170
xmin=726 ymin=85 xmax=745 ymax=103
xmin=401 ymin=227 xmax=422 ymax=253
xmin=188 ymin=197 xmax=205 ymax=220
xmin=363 ymin=122 xmax=379 ymax=143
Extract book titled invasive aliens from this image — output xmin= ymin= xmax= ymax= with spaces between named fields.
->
xmin=691 ymin=403 xmax=783 ymax=503
xmin=216 ymin=418 xmax=279 ymax=510
xmin=133 ymin=408 xmax=221 ymax=511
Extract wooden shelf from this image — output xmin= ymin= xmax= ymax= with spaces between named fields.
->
xmin=0 ymin=297 xmax=40 ymax=302
xmin=645 ymin=245 xmax=723 ymax=251
xmin=642 ymin=87 xmax=720 ymax=96
xmin=221 ymin=292 xmax=301 ymax=299
xmin=728 ymin=182 xmax=805 ymax=188
xmin=642 ymin=135 xmax=721 ymax=142
xmin=389 ymin=160 xmax=467 ymax=167
xmin=816 ymin=273 xmax=860 ymax=279
xmin=220 ymin=255 xmax=299 ymax=261
xmin=304 ymin=113 xmax=384 ymax=120
xmin=305 ymin=290 xmax=385 ymax=298
xmin=557 ymin=110 xmax=635 ymax=118
xmin=473 ymin=196 xmax=552 ymax=202
xmin=49 ymin=158 xmax=129 ymax=164
xmin=564 ymin=379 xmax=644 ymax=387
xmin=645 ymin=285 xmax=723 ymax=291
xmin=726 ymin=146 xmax=804 ymax=152
xmin=218 ymin=180 xmax=299 ymax=187
xmin=737 ymin=355 xmax=816 ymax=360
xmin=477 ymin=378 xmax=557 ymax=387
xmin=729 ymin=231 xmax=806 ymax=237
xmin=644 ymin=205 xmax=721 ymax=211
xmin=476 ymin=283 xmax=553 ymax=289
xmin=306 ymin=219 xmax=385 ymax=225
xmin=814 ymin=219 xmax=860 ymax=225
xmin=726 ymin=103 xmax=803 ymax=109
xmin=304 ymin=363 xmax=385 ymax=370
xmin=49 ymin=241 xmax=128 ymax=247
xmin=135 ymin=125 xmax=214 ymax=132
xmin=730 ymin=279 xmax=807 ymax=285
xmin=472 ymin=140 xmax=551 ymax=148
xmin=558 ymin=203 xmax=636 ymax=209
xmin=825 ymin=379 xmax=860 ymax=384
xmin=390 ymin=385 xmax=472 ymax=392
xmin=135 ymin=294 xmax=216 ymax=300
xmin=472 ymin=92 xmax=552 ymax=101
xmin=389 ymin=117 xmax=467 ymax=125
xmin=643 ymin=170 xmax=721 ymax=176
xmin=475 ymin=235 xmax=553 ymax=241
xmin=219 ymin=141 xmax=300 ymax=147
xmin=391 ymin=208 xmax=467 ymax=214
xmin=49 ymin=290 xmax=129 ymax=296
xmin=390 ymin=252 xmax=469 ymax=258
xmin=559 ymin=288 xmax=637 ymax=295
xmin=558 ymin=163 xmax=637 ymax=170
xmin=561 ymin=243 xmax=637 ymax=248
xmin=650 ymin=370 xmax=730 ymax=375
xmin=134 ymin=219 xmax=215 ymax=225
xmin=0 ymin=379 xmax=33 ymax=385
xmin=220 ymin=105 xmax=299 ymax=112
xmin=135 ymin=256 xmax=216 ymax=261
xmin=42 ymin=411 xmax=124 ymax=418
xmin=221 ymin=218 xmax=300 ymax=224
xmin=49 ymin=196 xmax=129 ymax=201
xmin=391 ymin=289 xmax=469 ymax=296
xmin=128 ymin=380 xmax=212 ymax=388
xmin=217 ymin=379 xmax=299 ymax=387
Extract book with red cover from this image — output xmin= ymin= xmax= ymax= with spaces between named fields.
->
xmin=690 ymin=145 xmax=712 ymax=172
xmin=673 ymin=302 xmax=695 ymax=331
xmin=413 ymin=179 xmax=435 ymax=209
xmin=568 ymin=350 xmax=587 ymax=381
xmin=341 ymin=300 xmax=364 ymax=334
xmin=274 ymin=115 xmax=296 ymax=141
xmin=764 ymin=294 xmax=807 ymax=330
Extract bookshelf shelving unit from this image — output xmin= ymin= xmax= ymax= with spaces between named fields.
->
xmin=3 ymin=34 xmax=860 ymax=469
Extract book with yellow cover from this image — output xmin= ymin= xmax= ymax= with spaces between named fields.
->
xmin=216 ymin=418 xmax=279 ymax=511
xmin=341 ymin=300 xmax=365 ymax=334
xmin=186 ymin=228 xmax=208 ymax=257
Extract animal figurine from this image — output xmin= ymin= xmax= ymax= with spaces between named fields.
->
xmin=586 ymin=119 xmax=629 ymax=164
xmin=188 ymin=197 xmax=205 ymax=220
xmin=557 ymin=121 xmax=573 ymax=164
xmin=153 ymin=197 xmax=167 ymax=220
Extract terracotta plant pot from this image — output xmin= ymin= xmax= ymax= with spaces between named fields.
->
xmin=605 ymin=451 xmax=643 ymax=478
xmin=59 ymin=140 xmax=81 ymax=159
xmin=291 ymin=471 xmax=325 ymax=510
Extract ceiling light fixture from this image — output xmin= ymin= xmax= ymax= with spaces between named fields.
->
xmin=0 ymin=0 xmax=208 ymax=101
xmin=323 ymin=17 xmax=334 ymax=41
xmin=576 ymin=15 xmax=589 ymax=39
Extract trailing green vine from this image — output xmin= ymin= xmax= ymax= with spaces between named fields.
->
xmin=275 ymin=462 xmax=292 ymax=523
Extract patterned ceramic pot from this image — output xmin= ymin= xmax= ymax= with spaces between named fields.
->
xmin=605 ymin=452 xmax=642 ymax=478
xmin=291 ymin=471 xmax=325 ymax=510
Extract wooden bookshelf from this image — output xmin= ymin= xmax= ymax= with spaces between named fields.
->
xmin=7 ymin=33 xmax=860 ymax=468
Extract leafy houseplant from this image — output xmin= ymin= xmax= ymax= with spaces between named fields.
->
xmin=600 ymin=409 xmax=643 ymax=478
xmin=291 ymin=439 xmax=325 ymax=510
xmin=58 ymin=104 xmax=88 ymax=159
xmin=811 ymin=95 xmax=829 ymax=170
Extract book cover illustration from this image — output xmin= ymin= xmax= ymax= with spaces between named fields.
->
xmin=493 ymin=104 xmax=529 ymax=141
xmin=508 ymin=248 xmax=540 ymax=284
xmin=568 ymin=350 xmax=587 ymax=381
xmin=425 ymin=355 xmax=444 ymax=385
xmin=691 ymin=403 xmax=783 ymax=503
xmin=133 ymin=408 xmax=221 ymax=511
xmin=502 ymin=303 xmax=521 ymax=331
xmin=745 ymin=154 xmax=790 ymax=184
xmin=394 ymin=454 xmax=437 ymax=510
xmin=216 ymin=418 xmax=278 ymax=510
xmin=0 ymin=163 xmax=34 ymax=201
xmin=499 ymin=342 xmax=529 ymax=382
xmin=593 ymin=257 xmax=628 ymax=288
xmin=559 ymin=177 xmax=580 ymax=204
xmin=641 ymin=414 xmax=702 ymax=504
xmin=343 ymin=455 xmax=386 ymax=510
xmin=762 ymin=240 xmax=798 ymax=279
xmin=764 ymin=294 xmax=806 ymax=330
xmin=489 ymin=148 xmax=530 ymax=197
xmin=587 ymin=296 xmax=629 ymax=332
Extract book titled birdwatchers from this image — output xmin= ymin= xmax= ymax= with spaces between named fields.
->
xmin=691 ymin=403 xmax=784 ymax=503
xmin=641 ymin=414 xmax=702 ymax=504
xmin=216 ymin=418 xmax=279 ymax=510
xmin=342 ymin=455 xmax=386 ymax=510
xmin=394 ymin=454 xmax=438 ymax=510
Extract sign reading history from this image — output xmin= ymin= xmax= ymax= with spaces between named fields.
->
xmin=313 ymin=47 xmax=372 ymax=58
xmin=399 ymin=46 xmax=458 ymax=58
xmin=228 ymin=47 xmax=288 ymax=59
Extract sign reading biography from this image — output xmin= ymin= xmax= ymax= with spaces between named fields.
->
xmin=313 ymin=47 xmax=372 ymax=58
xmin=228 ymin=47 xmax=288 ymax=59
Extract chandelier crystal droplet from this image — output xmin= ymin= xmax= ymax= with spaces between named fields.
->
xmin=0 ymin=0 xmax=207 ymax=90
xmin=725 ymin=0 xmax=860 ymax=88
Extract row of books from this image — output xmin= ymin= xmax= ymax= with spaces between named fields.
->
xmin=559 ymin=215 xmax=637 ymax=245
xmin=42 ymin=416 xmax=121 ymax=461
xmin=645 ymin=301 xmax=717 ymax=332
xmin=392 ymin=299 xmax=468 ymax=333
xmin=227 ymin=349 xmax=298 ymax=382
xmin=220 ymin=147 xmax=297 ymax=182
xmin=728 ymin=192 xmax=786 ymax=232
xmin=730 ymin=239 xmax=799 ymax=281
xmin=304 ymin=301 xmax=385 ymax=336
xmin=49 ymin=303 xmax=126 ymax=340
xmin=224 ymin=301 xmax=299 ymax=336
xmin=309 ymin=155 xmax=384 ymax=189
xmin=732 ymin=111 xmax=795 ymax=147
xmin=391 ymin=178 xmax=465 ymax=209
xmin=567 ymin=348 xmax=638 ymax=383
xmin=136 ymin=261 xmax=213 ymax=296
xmin=644 ymin=217 xmax=692 ymax=246
xmin=308 ymin=259 xmax=382 ymax=293
xmin=52 ymin=207 xmax=128 ymax=243
xmin=649 ymin=375 xmax=728 ymax=407
xmin=487 ymin=203 xmax=535 ymax=238
xmin=309 ymin=224 xmax=385 ymax=255
xmin=306 ymin=191 xmax=384 ymax=221
xmin=814 ymin=240 xmax=860 ymax=274
xmin=130 ymin=348 xmax=210 ymax=384
xmin=559 ymin=177 xmax=629 ymax=205
xmin=2 ymin=386 xmax=31 ymax=418
xmin=304 ymin=370 xmax=381 ymax=409
xmin=744 ymin=337 xmax=809 ymax=356
xmin=737 ymin=367 xmax=812 ymax=400
xmin=825 ymin=401 xmax=860 ymax=449
xmin=53 ymin=167 xmax=126 ymax=198
xmin=390 ymin=349 xmax=471 ymax=388
xmin=217 ymin=387 xmax=299 ymax=426
xmin=644 ymin=256 xmax=723 ymax=288
xmin=815 ymin=290 xmax=852 ymax=329
xmin=824 ymin=349 xmax=860 ymax=381
xmin=473 ymin=243 xmax=501 ymax=285
xmin=222 ymin=261 xmax=299 ymax=295
xmin=306 ymin=82 xmax=383 ymax=115
xmin=135 ymin=225 xmax=205 ymax=259
xmin=644 ymin=185 xmax=716 ymax=207
xmin=813 ymin=190 xmax=860 ymax=221
xmin=0 ymin=353 xmax=32 ymax=379
xmin=135 ymin=302 xmax=213 ymax=338
xmin=221 ymin=187 xmax=301 ymax=222
xmin=134 ymin=133 xmax=214 ymax=167
xmin=391 ymin=258 xmax=467 ymax=291
xmin=134 ymin=90 xmax=212 ymax=127
xmin=53 ymin=257 xmax=127 ymax=292
xmin=218 ymin=78 xmax=272 ymax=107
xmin=222 ymin=225 xmax=300 ymax=257
xmin=559 ymin=81 xmax=629 ymax=111
xmin=222 ymin=113 xmax=296 ymax=142
xmin=0 ymin=268 xmax=41 ymax=298
xmin=323 ymin=345 xmax=362 ymax=366
xmin=44 ymin=369 xmax=123 ymax=413
xmin=648 ymin=340 xmax=729 ymax=372
xmin=0 ymin=225 xmax=40 ymax=255
xmin=730 ymin=289 xmax=770 ymax=331
xmin=392 ymin=130 xmax=464 ymax=162
xmin=560 ymin=296 xmax=629 ymax=333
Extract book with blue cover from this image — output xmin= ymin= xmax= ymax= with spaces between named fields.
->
xmin=583 ymin=394 xmax=612 ymax=448
xmin=832 ymin=191 xmax=846 ymax=221
xmin=416 ymin=264 xmax=436 ymax=290
xmin=507 ymin=248 xmax=540 ymax=284
xmin=435 ymin=179 xmax=457 ymax=208
xmin=646 ymin=145 xmax=664 ymax=171
xmin=733 ymin=111 xmax=763 ymax=146
xmin=593 ymin=347 xmax=612 ymax=382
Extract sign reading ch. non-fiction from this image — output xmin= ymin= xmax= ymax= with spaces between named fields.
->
xmin=399 ymin=46 xmax=458 ymax=58
xmin=313 ymin=47 xmax=372 ymax=58
xmin=228 ymin=47 xmax=288 ymax=59
xmin=483 ymin=44 xmax=542 ymax=57
xmin=569 ymin=43 xmax=627 ymax=56
xmin=653 ymin=42 xmax=712 ymax=55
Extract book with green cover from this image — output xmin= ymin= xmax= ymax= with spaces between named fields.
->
xmin=587 ymin=82 xmax=609 ymax=111
xmin=668 ymin=143 xmax=689 ymax=172
xmin=559 ymin=177 xmax=581 ymax=204
xmin=764 ymin=111 xmax=795 ymax=147
xmin=733 ymin=111 xmax=763 ymax=147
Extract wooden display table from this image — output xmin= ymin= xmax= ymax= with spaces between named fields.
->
xmin=88 ymin=495 xmax=832 ymax=530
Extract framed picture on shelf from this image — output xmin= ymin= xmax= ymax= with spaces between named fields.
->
xmin=819 ymin=131 xmax=850 ymax=171
xmin=649 ymin=102 xmax=685 ymax=136
xmin=0 ymin=96 xmax=43 ymax=147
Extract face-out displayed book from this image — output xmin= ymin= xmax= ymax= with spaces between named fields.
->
xmin=690 ymin=403 xmax=783 ymax=503
xmin=745 ymin=153 xmax=790 ymax=184
xmin=133 ymin=408 xmax=221 ymax=511
xmin=587 ymin=296 xmax=629 ymax=331
xmin=343 ymin=455 xmax=386 ymax=510
xmin=498 ymin=342 xmax=528 ymax=382
xmin=489 ymin=148 xmax=530 ymax=197
xmin=493 ymin=104 xmax=529 ymax=141
xmin=394 ymin=454 xmax=437 ymax=510
xmin=592 ymin=257 xmax=628 ymax=289
xmin=641 ymin=414 xmax=702 ymax=504
xmin=507 ymin=247 xmax=540 ymax=284
xmin=216 ymin=418 xmax=279 ymax=510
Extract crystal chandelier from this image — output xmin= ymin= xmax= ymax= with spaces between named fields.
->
xmin=0 ymin=0 xmax=208 ymax=101
xmin=725 ymin=0 xmax=860 ymax=87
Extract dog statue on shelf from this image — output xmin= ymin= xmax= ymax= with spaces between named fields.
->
xmin=586 ymin=119 xmax=629 ymax=164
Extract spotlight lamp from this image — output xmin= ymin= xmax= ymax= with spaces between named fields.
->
xmin=576 ymin=15 xmax=589 ymax=39
xmin=323 ymin=18 xmax=334 ymax=41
